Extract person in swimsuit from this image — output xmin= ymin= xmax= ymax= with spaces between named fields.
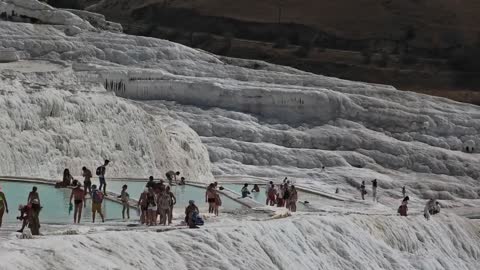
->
xmin=205 ymin=184 xmax=216 ymax=214
xmin=157 ymin=190 xmax=170 ymax=226
xmin=117 ymin=185 xmax=130 ymax=220
xmin=69 ymin=183 xmax=85 ymax=223
xmin=166 ymin=186 xmax=176 ymax=225
xmin=27 ymin=187 xmax=41 ymax=231
xmin=0 ymin=186 xmax=9 ymax=228
xmin=165 ymin=171 xmax=180 ymax=186
xmin=82 ymin=167 xmax=93 ymax=196
xmin=138 ymin=188 xmax=149 ymax=224
xmin=146 ymin=188 xmax=157 ymax=226
xmin=214 ymin=191 xmax=221 ymax=216
xmin=287 ymin=185 xmax=298 ymax=212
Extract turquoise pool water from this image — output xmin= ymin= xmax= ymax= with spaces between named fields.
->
xmin=106 ymin=180 xmax=246 ymax=210
xmin=0 ymin=181 xmax=124 ymax=224
xmin=220 ymin=184 xmax=317 ymax=211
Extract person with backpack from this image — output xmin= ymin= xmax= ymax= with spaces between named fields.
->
xmin=69 ymin=183 xmax=85 ymax=223
xmin=0 ymin=186 xmax=9 ymax=228
xmin=371 ymin=179 xmax=378 ymax=202
xmin=398 ymin=196 xmax=409 ymax=216
xmin=82 ymin=167 xmax=93 ymax=196
xmin=117 ymin=185 xmax=130 ymax=220
xmin=360 ymin=181 xmax=366 ymax=200
xmin=241 ymin=184 xmax=250 ymax=198
xmin=96 ymin=160 xmax=110 ymax=196
xmin=91 ymin=185 xmax=105 ymax=223
xmin=185 ymin=200 xmax=200 ymax=228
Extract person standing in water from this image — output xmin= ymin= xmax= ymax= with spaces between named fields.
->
xmin=146 ymin=176 xmax=155 ymax=189
xmin=69 ymin=183 xmax=85 ymax=223
xmin=27 ymin=186 xmax=41 ymax=230
xmin=213 ymin=190 xmax=221 ymax=216
xmin=287 ymin=185 xmax=298 ymax=212
xmin=118 ymin=185 xmax=130 ymax=220
xmin=205 ymin=183 xmax=216 ymax=213
xmin=138 ymin=188 xmax=149 ymax=224
xmin=146 ymin=188 xmax=157 ymax=226
xmin=266 ymin=181 xmax=276 ymax=206
xmin=166 ymin=186 xmax=176 ymax=225
xmin=0 ymin=186 xmax=9 ymax=228
xmin=157 ymin=190 xmax=171 ymax=226
xmin=360 ymin=181 xmax=366 ymax=200
xmin=241 ymin=184 xmax=250 ymax=198
xmin=91 ymin=185 xmax=105 ymax=223
xmin=82 ymin=167 xmax=93 ymax=196
xmin=371 ymin=179 xmax=378 ymax=202
xmin=96 ymin=160 xmax=110 ymax=196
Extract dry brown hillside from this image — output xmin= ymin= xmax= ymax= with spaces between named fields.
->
xmin=49 ymin=0 xmax=480 ymax=104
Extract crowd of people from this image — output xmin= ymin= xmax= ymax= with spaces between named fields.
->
xmin=0 ymin=161 xmax=447 ymax=236
xmin=238 ymin=178 xmax=299 ymax=212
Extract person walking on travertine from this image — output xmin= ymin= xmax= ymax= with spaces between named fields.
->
xmin=360 ymin=181 xmax=366 ymax=200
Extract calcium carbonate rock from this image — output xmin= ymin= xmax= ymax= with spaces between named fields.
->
xmin=0 ymin=48 xmax=19 ymax=62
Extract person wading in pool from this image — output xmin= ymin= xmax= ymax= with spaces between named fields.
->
xmin=157 ymin=189 xmax=170 ymax=226
xmin=205 ymin=183 xmax=216 ymax=214
xmin=96 ymin=160 xmax=110 ymax=196
xmin=0 ymin=186 xmax=9 ymax=228
xmin=241 ymin=184 xmax=251 ymax=198
xmin=91 ymin=185 xmax=105 ymax=223
xmin=82 ymin=167 xmax=93 ymax=196
xmin=287 ymin=185 xmax=298 ymax=212
xmin=166 ymin=186 xmax=176 ymax=225
xmin=69 ymin=183 xmax=86 ymax=223
xmin=118 ymin=185 xmax=130 ymax=220
xmin=27 ymin=187 xmax=41 ymax=232
xmin=146 ymin=187 xmax=157 ymax=226
xmin=138 ymin=188 xmax=149 ymax=224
